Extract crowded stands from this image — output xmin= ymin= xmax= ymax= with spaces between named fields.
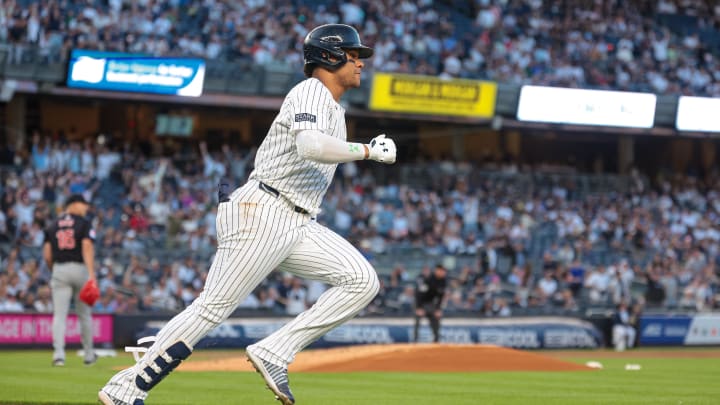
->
xmin=1 ymin=0 xmax=720 ymax=96
xmin=0 ymin=0 xmax=719 ymax=317
xmin=0 ymin=134 xmax=718 ymax=317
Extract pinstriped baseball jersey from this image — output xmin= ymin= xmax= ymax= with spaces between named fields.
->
xmin=250 ymin=78 xmax=345 ymax=212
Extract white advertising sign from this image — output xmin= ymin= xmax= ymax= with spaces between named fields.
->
xmin=517 ymin=86 xmax=656 ymax=128
xmin=676 ymin=96 xmax=720 ymax=132
xmin=684 ymin=314 xmax=720 ymax=345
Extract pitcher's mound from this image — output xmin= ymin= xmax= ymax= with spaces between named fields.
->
xmin=179 ymin=344 xmax=591 ymax=373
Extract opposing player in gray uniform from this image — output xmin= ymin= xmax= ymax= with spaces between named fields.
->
xmin=98 ymin=24 xmax=396 ymax=405
xmin=44 ymin=194 xmax=97 ymax=367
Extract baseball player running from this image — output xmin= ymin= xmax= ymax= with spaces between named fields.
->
xmin=98 ymin=24 xmax=396 ymax=405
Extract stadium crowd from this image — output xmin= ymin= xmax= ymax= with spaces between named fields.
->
xmin=0 ymin=133 xmax=718 ymax=317
xmin=0 ymin=0 xmax=719 ymax=318
xmin=2 ymin=0 xmax=720 ymax=96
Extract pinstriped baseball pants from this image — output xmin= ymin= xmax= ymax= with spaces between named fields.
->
xmin=103 ymin=179 xmax=379 ymax=402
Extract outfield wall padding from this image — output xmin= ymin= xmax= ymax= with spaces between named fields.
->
xmin=134 ymin=316 xmax=603 ymax=349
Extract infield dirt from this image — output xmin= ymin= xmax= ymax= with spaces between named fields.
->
xmin=178 ymin=344 xmax=592 ymax=373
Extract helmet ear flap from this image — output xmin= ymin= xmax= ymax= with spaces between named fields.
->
xmin=321 ymin=50 xmax=345 ymax=64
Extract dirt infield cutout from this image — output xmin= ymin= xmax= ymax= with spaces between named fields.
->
xmin=179 ymin=344 xmax=592 ymax=373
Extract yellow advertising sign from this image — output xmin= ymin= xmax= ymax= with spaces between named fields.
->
xmin=369 ymin=73 xmax=497 ymax=118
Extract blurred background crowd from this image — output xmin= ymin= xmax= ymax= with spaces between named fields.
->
xmin=2 ymin=0 xmax=720 ymax=95
xmin=0 ymin=133 xmax=718 ymax=317
xmin=0 ymin=0 xmax=718 ymax=318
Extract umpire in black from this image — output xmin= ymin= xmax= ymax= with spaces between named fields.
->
xmin=413 ymin=264 xmax=448 ymax=343
xmin=43 ymin=194 xmax=97 ymax=366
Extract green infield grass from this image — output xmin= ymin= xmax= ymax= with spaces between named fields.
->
xmin=0 ymin=348 xmax=718 ymax=404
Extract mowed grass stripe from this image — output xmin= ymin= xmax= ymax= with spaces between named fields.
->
xmin=0 ymin=350 xmax=718 ymax=404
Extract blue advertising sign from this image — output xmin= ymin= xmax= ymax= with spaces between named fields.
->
xmin=639 ymin=314 xmax=720 ymax=346
xmin=639 ymin=315 xmax=692 ymax=346
xmin=66 ymin=49 xmax=205 ymax=97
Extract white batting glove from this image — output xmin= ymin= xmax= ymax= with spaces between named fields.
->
xmin=367 ymin=134 xmax=397 ymax=164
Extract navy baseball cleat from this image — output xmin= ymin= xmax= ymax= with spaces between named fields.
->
xmin=246 ymin=351 xmax=295 ymax=405
xmin=98 ymin=390 xmax=144 ymax=405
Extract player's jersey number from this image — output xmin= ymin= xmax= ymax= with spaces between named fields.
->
xmin=56 ymin=229 xmax=76 ymax=250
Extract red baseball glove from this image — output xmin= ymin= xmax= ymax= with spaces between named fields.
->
xmin=79 ymin=279 xmax=100 ymax=306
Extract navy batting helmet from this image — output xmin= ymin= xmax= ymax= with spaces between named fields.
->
xmin=303 ymin=24 xmax=373 ymax=77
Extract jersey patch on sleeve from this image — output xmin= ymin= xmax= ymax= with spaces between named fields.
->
xmin=89 ymin=229 xmax=96 ymax=240
xmin=295 ymin=113 xmax=317 ymax=123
